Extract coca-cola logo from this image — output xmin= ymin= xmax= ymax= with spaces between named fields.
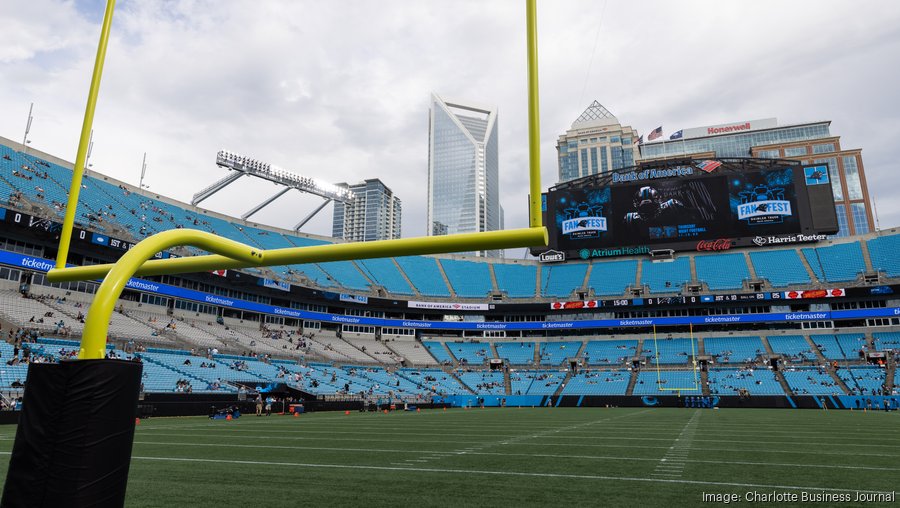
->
xmin=696 ymin=239 xmax=733 ymax=252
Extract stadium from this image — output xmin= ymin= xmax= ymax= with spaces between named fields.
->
xmin=0 ymin=1 xmax=898 ymax=507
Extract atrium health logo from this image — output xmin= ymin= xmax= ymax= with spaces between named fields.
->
xmin=579 ymin=249 xmax=590 ymax=260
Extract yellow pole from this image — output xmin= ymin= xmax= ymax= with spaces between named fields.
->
xmin=55 ymin=0 xmax=117 ymax=270
xmin=526 ymin=0 xmax=543 ymax=228
xmin=653 ymin=324 xmax=661 ymax=390
xmin=47 ymin=226 xmax=548 ymax=282
xmin=79 ymin=230 xmax=262 ymax=359
xmin=689 ymin=322 xmax=699 ymax=390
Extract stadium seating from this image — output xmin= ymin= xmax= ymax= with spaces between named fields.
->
xmin=521 ymin=371 xmax=565 ymax=395
xmin=440 ymin=259 xmax=493 ymax=298
xmin=398 ymin=368 xmax=469 ymax=395
xmin=748 ymin=250 xmax=811 ymax=287
xmin=835 ymin=334 xmax=869 ymax=359
xmin=386 ymin=340 xmax=439 ymax=365
xmin=422 ymin=341 xmax=454 ymax=364
xmin=707 ymin=367 xmax=784 ymax=395
xmin=493 ymin=342 xmax=535 ymax=365
xmin=642 ymin=338 xmax=697 ymax=365
xmin=350 ymin=367 xmax=428 ymax=398
xmin=809 ymin=334 xmax=843 ymax=360
xmin=357 ymin=258 xmax=415 ymax=295
xmin=456 ymin=370 xmax=504 ymax=395
xmin=873 ymin=332 xmax=900 ymax=351
xmin=867 ymin=235 xmax=900 ymax=277
xmin=492 ymin=263 xmax=537 ymax=298
xmin=395 ymin=257 xmax=451 ymax=297
xmin=539 ymin=341 xmax=582 ymax=365
xmin=317 ymin=261 xmax=371 ymax=291
xmin=582 ymin=340 xmax=637 ymax=366
xmin=541 ymin=263 xmax=587 ymax=297
xmin=782 ymin=367 xmax=844 ymax=395
xmin=509 ymin=371 xmax=532 ymax=395
xmin=587 ymin=259 xmax=637 ymax=296
xmin=640 ymin=258 xmax=691 ymax=293
xmin=633 ymin=370 xmax=700 ymax=395
xmin=694 ymin=253 xmax=750 ymax=290
xmin=703 ymin=336 xmax=765 ymax=364
xmin=445 ymin=342 xmax=492 ymax=365
xmin=802 ymin=242 xmax=866 ymax=282
xmin=766 ymin=335 xmax=818 ymax=362
xmin=809 ymin=334 xmax=869 ymax=360
xmin=287 ymin=263 xmax=337 ymax=288
xmin=343 ymin=337 xmax=400 ymax=364
xmin=561 ymin=370 xmax=630 ymax=395
xmin=837 ymin=366 xmax=886 ymax=396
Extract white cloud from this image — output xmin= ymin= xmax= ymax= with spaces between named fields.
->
xmin=1 ymin=0 xmax=898 ymax=244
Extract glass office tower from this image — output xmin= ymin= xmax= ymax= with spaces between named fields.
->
xmin=427 ymin=93 xmax=501 ymax=257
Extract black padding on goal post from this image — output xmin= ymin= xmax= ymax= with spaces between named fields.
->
xmin=1 ymin=359 xmax=142 ymax=508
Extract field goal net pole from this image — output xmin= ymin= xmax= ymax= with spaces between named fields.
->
xmin=3 ymin=1 xmax=548 ymax=505
xmin=653 ymin=324 xmax=701 ymax=393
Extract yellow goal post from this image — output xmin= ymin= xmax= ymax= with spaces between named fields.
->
xmin=47 ymin=0 xmax=549 ymax=359
xmin=653 ymin=324 xmax=701 ymax=393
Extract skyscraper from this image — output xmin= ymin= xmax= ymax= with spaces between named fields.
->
xmin=332 ymin=179 xmax=401 ymax=242
xmin=427 ymin=93 xmax=501 ymax=257
xmin=556 ymin=101 xmax=640 ymax=183
xmin=640 ymin=118 xmax=874 ymax=237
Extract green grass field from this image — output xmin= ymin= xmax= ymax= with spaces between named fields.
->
xmin=0 ymin=407 xmax=897 ymax=506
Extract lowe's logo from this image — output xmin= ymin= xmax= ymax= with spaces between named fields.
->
xmin=737 ymin=200 xmax=791 ymax=220
xmin=562 ymin=217 xmax=607 ymax=235
xmin=539 ymin=250 xmax=566 ymax=263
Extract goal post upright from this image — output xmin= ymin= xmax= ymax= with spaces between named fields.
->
xmin=54 ymin=0 xmax=117 ymax=272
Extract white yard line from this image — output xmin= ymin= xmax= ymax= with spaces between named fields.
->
xmin=111 ymin=454 xmax=893 ymax=496
xmin=651 ymin=410 xmax=700 ymax=479
xmin=120 ymin=433 xmax=900 ymax=458
xmin=125 ymin=441 xmax=900 ymax=471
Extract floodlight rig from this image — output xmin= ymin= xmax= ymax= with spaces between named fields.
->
xmin=191 ymin=150 xmax=354 ymax=229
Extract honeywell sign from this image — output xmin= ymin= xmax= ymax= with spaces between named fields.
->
xmin=681 ymin=118 xmax=777 ymax=140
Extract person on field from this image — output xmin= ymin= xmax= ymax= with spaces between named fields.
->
xmin=255 ymin=394 xmax=263 ymax=416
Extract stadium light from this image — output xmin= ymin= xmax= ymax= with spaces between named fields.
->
xmin=211 ymin=150 xmax=354 ymax=203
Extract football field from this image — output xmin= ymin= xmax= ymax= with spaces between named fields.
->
xmin=0 ymin=407 xmax=897 ymax=506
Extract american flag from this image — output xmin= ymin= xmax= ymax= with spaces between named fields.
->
xmin=648 ymin=126 xmax=663 ymax=141
xmin=635 ymin=135 xmax=644 ymax=145
xmin=697 ymin=160 xmax=723 ymax=173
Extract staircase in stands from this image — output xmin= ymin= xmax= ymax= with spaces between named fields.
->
xmin=553 ymin=369 xmax=572 ymax=397
xmin=827 ymin=367 xmax=853 ymax=394
xmin=885 ymin=360 xmax=896 ymax=394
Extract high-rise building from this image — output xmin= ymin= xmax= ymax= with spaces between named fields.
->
xmin=556 ymin=101 xmax=640 ymax=183
xmin=332 ymin=179 xmax=401 ymax=242
xmin=427 ymin=93 xmax=501 ymax=257
xmin=639 ymin=118 xmax=874 ymax=237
